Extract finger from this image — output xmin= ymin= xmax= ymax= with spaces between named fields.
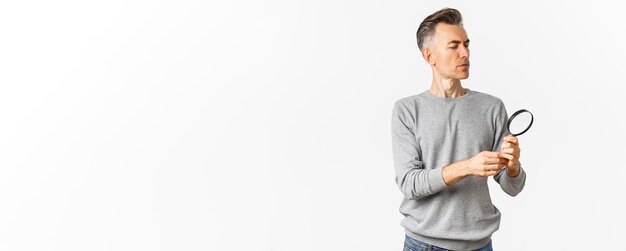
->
xmin=480 ymin=170 xmax=500 ymax=176
xmin=501 ymin=143 xmax=515 ymax=151
xmin=484 ymin=157 xmax=504 ymax=164
xmin=501 ymin=148 xmax=515 ymax=154
xmin=502 ymin=148 xmax=520 ymax=158
xmin=499 ymin=152 xmax=515 ymax=160
xmin=500 ymin=142 xmax=511 ymax=149
xmin=501 ymin=144 xmax=520 ymax=152
xmin=482 ymin=151 xmax=502 ymax=158
xmin=484 ymin=164 xmax=503 ymax=171
xmin=504 ymin=135 xmax=519 ymax=145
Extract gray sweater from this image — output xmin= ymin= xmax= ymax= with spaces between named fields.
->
xmin=391 ymin=88 xmax=526 ymax=250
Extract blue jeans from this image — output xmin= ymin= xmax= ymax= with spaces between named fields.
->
xmin=403 ymin=235 xmax=493 ymax=251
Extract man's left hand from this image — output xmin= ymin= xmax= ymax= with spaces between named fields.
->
xmin=500 ymin=134 xmax=521 ymax=177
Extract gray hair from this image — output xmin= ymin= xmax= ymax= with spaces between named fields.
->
xmin=416 ymin=8 xmax=463 ymax=51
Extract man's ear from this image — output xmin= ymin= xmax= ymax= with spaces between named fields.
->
xmin=421 ymin=48 xmax=435 ymax=66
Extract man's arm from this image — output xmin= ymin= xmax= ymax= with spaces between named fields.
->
xmin=391 ymin=101 xmax=448 ymax=199
xmin=492 ymin=100 xmax=527 ymax=196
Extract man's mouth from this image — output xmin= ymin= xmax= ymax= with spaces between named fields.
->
xmin=458 ymin=63 xmax=470 ymax=67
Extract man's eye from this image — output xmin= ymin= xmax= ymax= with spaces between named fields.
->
xmin=449 ymin=46 xmax=457 ymax=49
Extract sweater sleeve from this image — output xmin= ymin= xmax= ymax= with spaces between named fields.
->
xmin=391 ymin=101 xmax=448 ymax=199
xmin=491 ymin=100 xmax=526 ymax=197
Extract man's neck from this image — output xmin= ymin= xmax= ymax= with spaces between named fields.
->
xmin=429 ymin=78 xmax=466 ymax=98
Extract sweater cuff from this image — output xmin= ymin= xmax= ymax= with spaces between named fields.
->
xmin=429 ymin=168 xmax=449 ymax=192
xmin=502 ymin=166 xmax=526 ymax=184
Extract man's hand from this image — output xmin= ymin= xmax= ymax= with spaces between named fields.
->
xmin=464 ymin=151 xmax=508 ymax=177
xmin=500 ymin=134 xmax=521 ymax=177
xmin=442 ymin=151 xmax=506 ymax=186
xmin=442 ymin=142 xmax=520 ymax=186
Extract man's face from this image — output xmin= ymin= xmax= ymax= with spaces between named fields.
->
xmin=424 ymin=23 xmax=470 ymax=80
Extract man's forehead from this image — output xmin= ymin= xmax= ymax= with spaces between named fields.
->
xmin=434 ymin=23 xmax=469 ymax=42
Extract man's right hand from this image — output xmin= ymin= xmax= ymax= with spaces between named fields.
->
xmin=464 ymin=151 xmax=508 ymax=177
xmin=442 ymin=151 xmax=508 ymax=186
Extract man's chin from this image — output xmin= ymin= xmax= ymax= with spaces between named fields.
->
xmin=445 ymin=72 xmax=470 ymax=80
xmin=457 ymin=73 xmax=470 ymax=80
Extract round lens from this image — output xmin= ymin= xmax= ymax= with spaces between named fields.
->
xmin=507 ymin=110 xmax=534 ymax=136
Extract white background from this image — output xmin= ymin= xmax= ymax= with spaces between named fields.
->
xmin=1 ymin=1 xmax=625 ymax=250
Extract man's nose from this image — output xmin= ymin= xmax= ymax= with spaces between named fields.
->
xmin=459 ymin=46 xmax=469 ymax=59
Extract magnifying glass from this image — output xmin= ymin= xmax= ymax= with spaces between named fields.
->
xmin=506 ymin=109 xmax=534 ymax=136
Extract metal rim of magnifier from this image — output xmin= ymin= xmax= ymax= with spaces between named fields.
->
xmin=507 ymin=109 xmax=534 ymax=137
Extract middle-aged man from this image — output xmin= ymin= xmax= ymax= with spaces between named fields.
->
xmin=391 ymin=8 xmax=527 ymax=251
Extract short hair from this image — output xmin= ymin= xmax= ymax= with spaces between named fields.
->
xmin=416 ymin=8 xmax=463 ymax=51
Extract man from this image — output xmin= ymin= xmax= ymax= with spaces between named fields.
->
xmin=391 ymin=8 xmax=526 ymax=251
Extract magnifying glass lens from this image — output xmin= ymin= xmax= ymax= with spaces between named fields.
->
xmin=509 ymin=112 xmax=532 ymax=135
xmin=507 ymin=109 xmax=534 ymax=137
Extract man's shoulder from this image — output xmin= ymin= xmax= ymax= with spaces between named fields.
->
xmin=393 ymin=92 xmax=425 ymax=107
xmin=469 ymin=89 xmax=504 ymax=106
